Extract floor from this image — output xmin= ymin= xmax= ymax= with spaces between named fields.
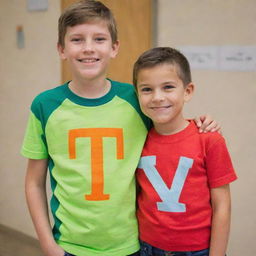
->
xmin=0 ymin=224 xmax=43 ymax=256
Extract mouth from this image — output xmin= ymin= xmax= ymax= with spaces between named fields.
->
xmin=78 ymin=58 xmax=100 ymax=63
xmin=150 ymin=105 xmax=172 ymax=110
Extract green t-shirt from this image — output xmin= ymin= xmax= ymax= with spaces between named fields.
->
xmin=21 ymin=80 xmax=149 ymax=256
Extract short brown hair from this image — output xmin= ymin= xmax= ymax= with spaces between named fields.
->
xmin=58 ymin=0 xmax=118 ymax=47
xmin=133 ymin=47 xmax=192 ymax=87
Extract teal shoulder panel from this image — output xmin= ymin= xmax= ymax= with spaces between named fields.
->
xmin=111 ymin=80 xmax=151 ymax=130
xmin=31 ymin=83 xmax=68 ymax=131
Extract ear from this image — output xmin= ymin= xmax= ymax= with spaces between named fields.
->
xmin=184 ymin=82 xmax=195 ymax=102
xmin=57 ymin=43 xmax=67 ymax=60
xmin=110 ymin=40 xmax=120 ymax=59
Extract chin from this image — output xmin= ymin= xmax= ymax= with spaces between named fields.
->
xmin=153 ymin=119 xmax=170 ymax=125
xmin=80 ymin=72 xmax=104 ymax=80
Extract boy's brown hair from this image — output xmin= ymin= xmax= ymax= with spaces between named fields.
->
xmin=133 ymin=47 xmax=192 ymax=87
xmin=58 ymin=0 xmax=118 ymax=47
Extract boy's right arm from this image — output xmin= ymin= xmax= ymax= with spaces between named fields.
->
xmin=25 ymin=159 xmax=65 ymax=256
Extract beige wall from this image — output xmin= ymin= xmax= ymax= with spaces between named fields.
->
xmin=0 ymin=0 xmax=60 ymax=237
xmin=157 ymin=0 xmax=256 ymax=255
xmin=0 ymin=0 xmax=255 ymax=255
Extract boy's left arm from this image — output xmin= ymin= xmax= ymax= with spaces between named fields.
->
xmin=209 ymin=184 xmax=231 ymax=256
xmin=195 ymin=114 xmax=221 ymax=133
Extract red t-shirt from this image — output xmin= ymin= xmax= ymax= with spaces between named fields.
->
xmin=136 ymin=121 xmax=237 ymax=251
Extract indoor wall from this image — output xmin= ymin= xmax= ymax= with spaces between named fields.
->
xmin=0 ymin=0 xmax=61 ymax=237
xmin=0 ymin=1 xmax=255 ymax=255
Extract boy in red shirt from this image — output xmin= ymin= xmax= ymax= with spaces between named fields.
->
xmin=133 ymin=47 xmax=237 ymax=256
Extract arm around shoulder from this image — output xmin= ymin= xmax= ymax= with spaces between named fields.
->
xmin=25 ymin=159 xmax=64 ymax=256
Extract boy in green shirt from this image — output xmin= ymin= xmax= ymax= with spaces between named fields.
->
xmin=21 ymin=1 xmax=219 ymax=255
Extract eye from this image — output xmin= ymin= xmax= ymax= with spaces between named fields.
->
xmin=95 ymin=37 xmax=107 ymax=42
xmin=140 ymin=87 xmax=152 ymax=93
xmin=164 ymin=85 xmax=175 ymax=90
xmin=71 ymin=38 xmax=82 ymax=43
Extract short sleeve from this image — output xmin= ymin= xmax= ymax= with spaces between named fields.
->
xmin=21 ymin=111 xmax=48 ymax=159
xmin=206 ymin=136 xmax=237 ymax=188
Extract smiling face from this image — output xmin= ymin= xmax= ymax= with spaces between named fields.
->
xmin=58 ymin=20 xmax=119 ymax=82
xmin=137 ymin=63 xmax=194 ymax=134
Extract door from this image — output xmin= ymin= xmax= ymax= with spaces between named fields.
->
xmin=61 ymin=0 xmax=152 ymax=84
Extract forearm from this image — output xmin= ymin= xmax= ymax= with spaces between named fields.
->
xmin=25 ymin=159 xmax=64 ymax=256
xmin=209 ymin=209 xmax=230 ymax=256
xmin=25 ymin=181 xmax=56 ymax=253
xmin=209 ymin=185 xmax=231 ymax=256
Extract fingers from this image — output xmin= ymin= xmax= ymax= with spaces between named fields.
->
xmin=195 ymin=114 xmax=209 ymax=130
xmin=194 ymin=116 xmax=203 ymax=129
xmin=195 ymin=115 xmax=222 ymax=133
xmin=214 ymin=123 xmax=222 ymax=134
xmin=200 ymin=120 xmax=217 ymax=133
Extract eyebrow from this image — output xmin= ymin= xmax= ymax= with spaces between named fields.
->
xmin=137 ymin=83 xmax=150 ymax=88
xmin=93 ymin=33 xmax=109 ymax=36
xmin=137 ymin=81 xmax=177 ymax=87
xmin=162 ymin=81 xmax=177 ymax=85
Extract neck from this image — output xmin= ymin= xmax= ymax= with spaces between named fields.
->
xmin=154 ymin=117 xmax=189 ymax=135
xmin=69 ymin=77 xmax=110 ymax=98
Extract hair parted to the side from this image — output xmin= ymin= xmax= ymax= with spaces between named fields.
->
xmin=133 ymin=47 xmax=192 ymax=87
xmin=58 ymin=0 xmax=118 ymax=47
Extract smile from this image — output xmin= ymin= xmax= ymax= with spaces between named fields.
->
xmin=78 ymin=58 xmax=100 ymax=63
xmin=150 ymin=105 xmax=172 ymax=110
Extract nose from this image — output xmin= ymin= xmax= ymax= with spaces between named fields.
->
xmin=152 ymin=89 xmax=165 ymax=102
xmin=82 ymin=39 xmax=94 ymax=52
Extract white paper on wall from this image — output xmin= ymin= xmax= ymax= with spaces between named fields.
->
xmin=178 ymin=46 xmax=219 ymax=70
xmin=219 ymin=46 xmax=256 ymax=71
xmin=27 ymin=0 xmax=48 ymax=11
xmin=178 ymin=45 xmax=256 ymax=71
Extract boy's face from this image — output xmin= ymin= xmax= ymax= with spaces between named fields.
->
xmin=137 ymin=63 xmax=194 ymax=130
xmin=58 ymin=20 xmax=119 ymax=81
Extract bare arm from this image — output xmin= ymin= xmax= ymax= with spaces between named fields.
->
xmin=25 ymin=159 xmax=64 ymax=256
xmin=209 ymin=184 xmax=231 ymax=256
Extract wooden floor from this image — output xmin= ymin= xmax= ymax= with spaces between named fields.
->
xmin=0 ymin=224 xmax=43 ymax=256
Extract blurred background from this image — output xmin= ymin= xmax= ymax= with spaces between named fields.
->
xmin=0 ymin=0 xmax=255 ymax=255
